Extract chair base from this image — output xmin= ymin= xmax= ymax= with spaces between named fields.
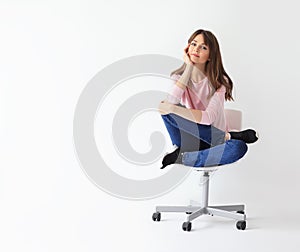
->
xmin=152 ymin=171 xmax=247 ymax=231
xmin=156 ymin=204 xmax=246 ymax=222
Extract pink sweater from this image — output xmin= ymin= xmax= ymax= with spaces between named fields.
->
xmin=168 ymin=74 xmax=228 ymax=132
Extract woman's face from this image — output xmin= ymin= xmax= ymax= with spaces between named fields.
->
xmin=188 ymin=34 xmax=210 ymax=65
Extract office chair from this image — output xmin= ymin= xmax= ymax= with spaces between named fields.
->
xmin=152 ymin=109 xmax=247 ymax=231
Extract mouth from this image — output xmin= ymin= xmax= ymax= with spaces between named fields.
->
xmin=191 ymin=54 xmax=199 ymax=57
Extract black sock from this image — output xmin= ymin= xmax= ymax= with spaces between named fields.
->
xmin=229 ymin=129 xmax=258 ymax=144
xmin=160 ymin=147 xmax=183 ymax=169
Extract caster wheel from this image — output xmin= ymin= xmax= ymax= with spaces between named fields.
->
xmin=182 ymin=221 xmax=192 ymax=232
xmin=237 ymin=210 xmax=245 ymax=214
xmin=236 ymin=220 xmax=246 ymax=230
xmin=152 ymin=212 xmax=161 ymax=222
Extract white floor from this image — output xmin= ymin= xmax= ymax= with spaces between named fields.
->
xmin=1 ymin=157 xmax=299 ymax=252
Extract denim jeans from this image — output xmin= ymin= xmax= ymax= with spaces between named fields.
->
xmin=161 ymin=113 xmax=248 ymax=167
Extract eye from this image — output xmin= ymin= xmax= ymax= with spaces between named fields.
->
xmin=201 ymin=45 xmax=208 ymax=50
xmin=191 ymin=42 xmax=197 ymax=46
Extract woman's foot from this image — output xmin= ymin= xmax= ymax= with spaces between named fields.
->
xmin=229 ymin=129 xmax=259 ymax=144
xmin=160 ymin=147 xmax=183 ymax=169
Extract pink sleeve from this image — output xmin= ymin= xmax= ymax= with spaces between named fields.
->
xmin=200 ymin=86 xmax=226 ymax=125
xmin=165 ymin=74 xmax=185 ymax=104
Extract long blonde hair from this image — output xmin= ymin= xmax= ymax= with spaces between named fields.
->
xmin=171 ymin=29 xmax=234 ymax=101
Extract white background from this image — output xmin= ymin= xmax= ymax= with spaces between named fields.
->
xmin=1 ymin=0 xmax=300 ymax=251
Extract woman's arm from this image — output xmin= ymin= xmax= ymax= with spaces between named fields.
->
xmin=176 ymin=64 xmax=193 ymax=88
xmin=164 ymin=46 xmax=195 ymax=103
xmin=176 ymin=45 xmax=194 ymax=87
xmin=159 ymin=101 xmax=202 ymax=123
xmin=159 ymin=86 xmax=226 ymax=124
xmin=173 ymin=104 xmax=203 ymax=123
xmin=165 ymin=65 xmax=193 ymax=104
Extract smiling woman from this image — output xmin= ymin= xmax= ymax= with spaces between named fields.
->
xmin=158 ymin=29 xmax=258 ymax=168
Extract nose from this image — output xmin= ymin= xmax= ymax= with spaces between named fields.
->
xmin=194 ymin=46 xmax=201 ymax=52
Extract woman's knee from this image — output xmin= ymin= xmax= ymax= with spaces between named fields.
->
xmin=227 ymin=139 xmax=248 ymax=159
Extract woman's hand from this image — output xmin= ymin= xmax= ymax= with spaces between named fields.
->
xmin=158 ymin=101 xmax=175 ymax=115
xmin=183 ymin=44 xmax=193 ymax=65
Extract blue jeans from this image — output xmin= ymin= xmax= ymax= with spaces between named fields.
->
xmin=161 ymin=113 xmax=248 ymax=167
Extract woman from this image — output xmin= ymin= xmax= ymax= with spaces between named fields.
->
xmin=159 ymin=29 xmax=258 ymax=168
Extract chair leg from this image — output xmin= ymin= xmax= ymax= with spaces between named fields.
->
xmin=206 ymin=207 xmax=246 ymax=221
xmin=187 ymin=207 xmax=206 ymax=221
xmin=208 ymin=204 xmax=245 ymax=212
xmin=156 ymin=205 xmax=201 ymax=213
